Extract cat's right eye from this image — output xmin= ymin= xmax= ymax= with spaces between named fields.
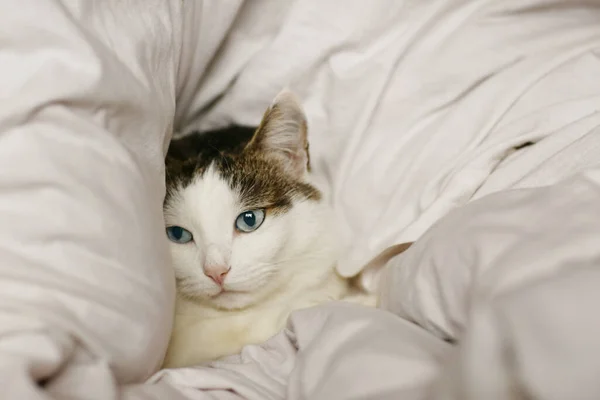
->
xmin=166 ymin=226 xmax=193 ymax=244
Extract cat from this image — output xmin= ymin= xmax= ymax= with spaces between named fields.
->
xmin=161 ymin=91 xmax=374 ymax=368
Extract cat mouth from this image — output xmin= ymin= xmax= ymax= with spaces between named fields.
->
xmin=210 ymin=287 xmax=248 ymax=298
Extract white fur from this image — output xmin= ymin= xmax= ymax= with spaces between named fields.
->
xmin=162 ymin=165 xmax=353 ymax=367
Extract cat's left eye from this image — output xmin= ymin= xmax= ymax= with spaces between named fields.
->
xmin=235 ymin=209 xmax=266 ymax=233
xmin=166 ymin=226 xmax=193 ymax=244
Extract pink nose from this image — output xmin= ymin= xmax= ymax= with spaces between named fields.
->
xmin=204 ymin=265 xmax=230 ymax=286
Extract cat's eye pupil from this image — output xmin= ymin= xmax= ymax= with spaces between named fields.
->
xmin=171 ymin=226 xmax=183 ymax=239
xmin=243 ymin=212 xmax=256 ymax=227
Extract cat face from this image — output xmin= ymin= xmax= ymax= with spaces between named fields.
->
xmin=164 ymin=92 xmax=337 ymax=310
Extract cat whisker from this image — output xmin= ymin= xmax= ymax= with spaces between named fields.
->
xmin=261 ymin=253 xmax=328 ymax=264
xmin=254 ymin=256 xmax=328 ymax=268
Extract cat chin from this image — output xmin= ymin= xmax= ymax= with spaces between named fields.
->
xmin=207 ymin=290 xmax=269 ymax=311
xmin=178 ymin=282 xmax=277 ymax=311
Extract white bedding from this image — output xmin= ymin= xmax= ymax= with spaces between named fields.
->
xmin=1 ymin=0 xmax=600 ymax=399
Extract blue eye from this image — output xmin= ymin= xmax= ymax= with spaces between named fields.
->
xmin=166 ymin=226 xmax=193 ymax=244
xmin=235 ymin=209 xmax=266 ymax=233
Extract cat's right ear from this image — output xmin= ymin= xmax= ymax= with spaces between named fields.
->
xmin=246 ymin=90 xmax=310 ymax=177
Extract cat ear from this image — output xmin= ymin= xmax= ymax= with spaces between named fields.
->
xmin=247 ymin=90 xmax=310 ymax=177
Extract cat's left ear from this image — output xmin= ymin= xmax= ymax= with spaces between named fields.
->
xmin=247 ymin=90 xmax=309 ymax=177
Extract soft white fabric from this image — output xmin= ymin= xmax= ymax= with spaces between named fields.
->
xmin=382 ymin=169 xmax=600 ymax=400
xmin=2 ymin=0 xmax=600 ymax=399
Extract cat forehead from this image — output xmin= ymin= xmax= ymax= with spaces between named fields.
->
xmin=168 ymin=165 xmax=237 ymax=219
xmin=165 ymin=133 xmax=321 ymax=211
xmin=165 ymin=127 xmax=255 ymax=189
xmin=167 ymin=157 xmax=319 ymax=212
